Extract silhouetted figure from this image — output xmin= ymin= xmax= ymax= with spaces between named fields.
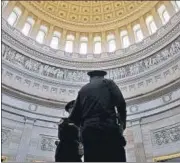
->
xmin=55 ymin=100 xmax=82 ymax=162
xmin=69 ymin=70 xmax=127 ymax=162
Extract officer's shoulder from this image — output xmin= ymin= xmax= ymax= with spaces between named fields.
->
xmin=104 ymin=78 xmax=115 ymax=84
xmin=79 ymin=83 xmax=90 ymax=92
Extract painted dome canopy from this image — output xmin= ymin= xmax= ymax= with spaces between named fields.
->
xmin=20 ymin=1 xmax=158 ymax=32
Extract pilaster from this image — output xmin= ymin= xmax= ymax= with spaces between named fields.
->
xmin=16 ymin=9 xmax=29 ymax=31
xmin=131 ymin=120 xmax=146 ymax=162
xmin=16 ymin=117 xmax=35 ymax=162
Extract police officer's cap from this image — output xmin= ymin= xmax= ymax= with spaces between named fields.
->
xmin=87 ymin=70 xmax=107 ymax=77
xmin=65 ymin=100 xmax=75 ymax=112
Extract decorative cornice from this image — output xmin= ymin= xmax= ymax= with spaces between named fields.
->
xmin=19 ymin=1 xmax=158 ymax=32
xmin=2 ymin=35 xmax=180 ymax=85
xmin=2 ymin=12 xmax=180 ymax=66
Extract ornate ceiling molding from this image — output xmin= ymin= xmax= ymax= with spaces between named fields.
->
xmin=19 ymin=1 xmax=158 ymax=32
xmin=2 ymin=12 xmax=180 ymax=69
xmin=2 ymin=32 xmax=180 ymax=84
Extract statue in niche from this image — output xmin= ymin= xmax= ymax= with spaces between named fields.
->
xmin=79 ymin=71 xmax=84 ymax=81
xmin=175 ymin=41 xmax=180 ymax=49
xmin=14 ymin=53 xmax=24 ymax=65
xmin=138 ymin=60 xmax=144 ymax=72
xmin=119 ymin=67 xmax=126 ymax=78
xmin=134 ymin=63 xmax=139 ymax=74
xmin=50 ymin=67 xmax=56 ymax=77
xmin=154 ymin=54 xmax=162 ymax=65
xmin=161 ymin=49 xmax=169 ymax=60
xmin=57 ymin=69 xmax=64 ymax=79
xmin=3 ymin=46 xmax=11 ymax=59
xmin=73 ymin=71 xmax=77 ymax=81
xmin=129 ymin=65 xmax=135 ymax=75
xmin=39 ymin=64 xmax=44 ymax=75
xmin=66 ymin=71 xmax=70 ymax=81
xmin=53 ymin=68 xmax=59 ymax=77
xmin=33 ymin=61 xmax=40 ymax=72
xmin=117 ymin=68 xmax=121 ymax=79
xmin=80 ymin=72 xmax=84 ymax=81
xmin=144 ymin=58 xmax=152 ymax=68
xmin=43 ymin=65 xmax=50 ymax=76
xmin=109 ymin=70 xmax=114 ymax=79
xmin=170 ymin=42 xmax=180 ymax=56
xmin=113 ymin=69 xmax=118 ymax=79
xmin=46 ymin=66 xmax=55 ymax=77
xmin=25 ymin=59 xmax=33 ymax=70
xmin=5 ymin=48 xmax=15 ymax=62
xmin=76 ymin=71 xmax=81 ymax=81
xmin=45 ymin=66 xmax=51 ymax=76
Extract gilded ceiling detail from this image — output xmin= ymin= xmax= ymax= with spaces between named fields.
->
xmin=20 ymin=1 xmax=158 ymax=32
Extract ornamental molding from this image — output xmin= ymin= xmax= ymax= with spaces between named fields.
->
xmin=2 ymin=128 xmax=12 ymax=145
xmin=40 ymin=135 xmax=57 ymax=152
xmin=151 ymin=123 xmax=180 ymax=146
xmin=2 ymin=55 xmax=180 ymax=101
xmin=20 ymin=1 xmax=157 ymax=32
xmin=2 ymin=86 xmax=180 ymax=122
xmin=2 ymin=36 xmax=180 ymax=85
xmin=2 ymin=12 xmax=180 ymax=67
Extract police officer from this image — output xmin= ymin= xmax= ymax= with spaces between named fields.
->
xmin=55 ymin=100 xmax=82 ymax=162
xmin=69 ymin=70 xmax=127 ymax=162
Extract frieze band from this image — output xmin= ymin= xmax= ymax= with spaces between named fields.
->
xmin=2 ymin=38 xmax=180 ymax=83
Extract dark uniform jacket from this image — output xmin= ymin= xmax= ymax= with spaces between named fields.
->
xmin=69 ymin=78 xmax=127 ymax=131
xmin=55 ymin=118 xmax=82 ymax=162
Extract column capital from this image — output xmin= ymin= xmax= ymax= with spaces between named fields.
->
xmin=30 ymin=18 xmax=41 ymax=39
xmin=164 ymin=1 xmax=176 ymax=17
xmin=139 ymin=17 xmax=149 ymax=38
xmin=60 ymin=29 xmax=67 ymax=49
xmin=131 ymin=119 xmax=142 ymax=126
xmin=101 ymin=31 xmax=107 ymax=53
xmin=24 ymin=116 xmax=36 ymax=124
xmin=16 ymin=9 xmax=29 ymax=31
xmin=114 ymin=28 xmax=121 ymax=49
xmin=151 ymin=8 xmax=162 ymax=28
xmin=127 ymin=24 xmax=135 ymax=44
xmin=2 ymin=1 xmax=17 ymax=20
xmin=74 ymin=32 xmax=80 ymax=53
xmin=45 ymin=25 xmax=54 ymax=45
xmin=88 ymin=33 xmax=93 ymax=53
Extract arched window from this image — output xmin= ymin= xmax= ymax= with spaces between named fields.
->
xmin=107 ymin=34 xmax=116 ymax=52
xmin=158 ymin=5 xmax=170 ymax=25
xmin=22 ymin=17 xmax=35 ymax=36
xmin=79 ymin=37 xmax=88 ymax=54
xmin=133 ymin=24 xmax=144 ymax=42
xmin=146 ymin=16 xmax=157 ymax=34
xmin=94 ymin=36 xmax=102 ymax=54
xmin=171 ymin=1 xmax=180 ymax=12
xmin=7 ymin=7 xmax=22 ymax=26
xmin=65 ymin=34 xmax=74 ymax=53
xmin=50 ymin=31 xmax=61 ymax=49
xmin=36 ymin=25 xmax=48 ymax=44
xmin=2 ymin=1 xmax=8 ymax=10
xmin=120 ymin=30 xmax=130 ymax=48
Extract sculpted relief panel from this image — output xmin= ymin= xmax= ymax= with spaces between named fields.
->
xmin=1 ymin=128 xmax=11 ymax=144
xmin=2 ymin=13 xmax=180 ymax=66
xmin=152 ymin=123 xmax=180 ymax=146
xmin=2 ymin=38 xmax=180 ymax=83
xmin=40 ymin=136 xmax=57 ymax=152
